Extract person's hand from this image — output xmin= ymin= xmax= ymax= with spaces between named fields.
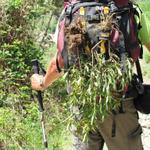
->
xmin=30 ymin=74 xmax=45 ymax=91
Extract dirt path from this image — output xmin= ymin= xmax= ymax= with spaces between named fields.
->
xmin=143 ymin=75 xmax=150 ymax=84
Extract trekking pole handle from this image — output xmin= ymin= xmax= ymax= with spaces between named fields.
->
xmin=32 ymin=59 xmax=44 ymax=112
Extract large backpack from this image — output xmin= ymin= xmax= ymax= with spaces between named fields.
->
xmin=57 ymin=0 xmax=150 ymax=115
xmin=57 ymin=0 xmax=142 ymax=71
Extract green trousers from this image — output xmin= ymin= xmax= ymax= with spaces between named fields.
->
xmin=72 ymin=99 xmax=143 ymax=150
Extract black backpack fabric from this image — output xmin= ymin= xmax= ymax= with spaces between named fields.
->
xmin=134 ymin=84 xmax=150 ymax=114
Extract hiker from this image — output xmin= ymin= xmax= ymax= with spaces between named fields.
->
xmin=31 ymin=0 xmax=150 ymax=150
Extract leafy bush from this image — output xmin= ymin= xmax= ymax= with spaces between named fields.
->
xmin=0 ymin=0 xmax=71 ymax=149
xmin=0 ymin=0 xmax=58 ymax=149
xmin=0 ymin=1 xmax=42 ymax=149
xmin=0 ymin=0 xmax=43 ymax=104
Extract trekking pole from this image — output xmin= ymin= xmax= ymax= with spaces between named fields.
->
xmin=32 ymin=59 xmax=48 ymax=150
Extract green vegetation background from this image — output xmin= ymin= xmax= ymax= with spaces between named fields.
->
xmin=0 ymin=0 xmax=150 ymax=150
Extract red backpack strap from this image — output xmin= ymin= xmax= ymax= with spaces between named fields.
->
xmin=56 ymin=18 xmax=66 ymax=72
xmin=57 ymin=19 xmax=65 ymax=53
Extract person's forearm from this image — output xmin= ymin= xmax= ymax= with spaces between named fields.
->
xmin=43 ymin=57 xmax=63 ymax=89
